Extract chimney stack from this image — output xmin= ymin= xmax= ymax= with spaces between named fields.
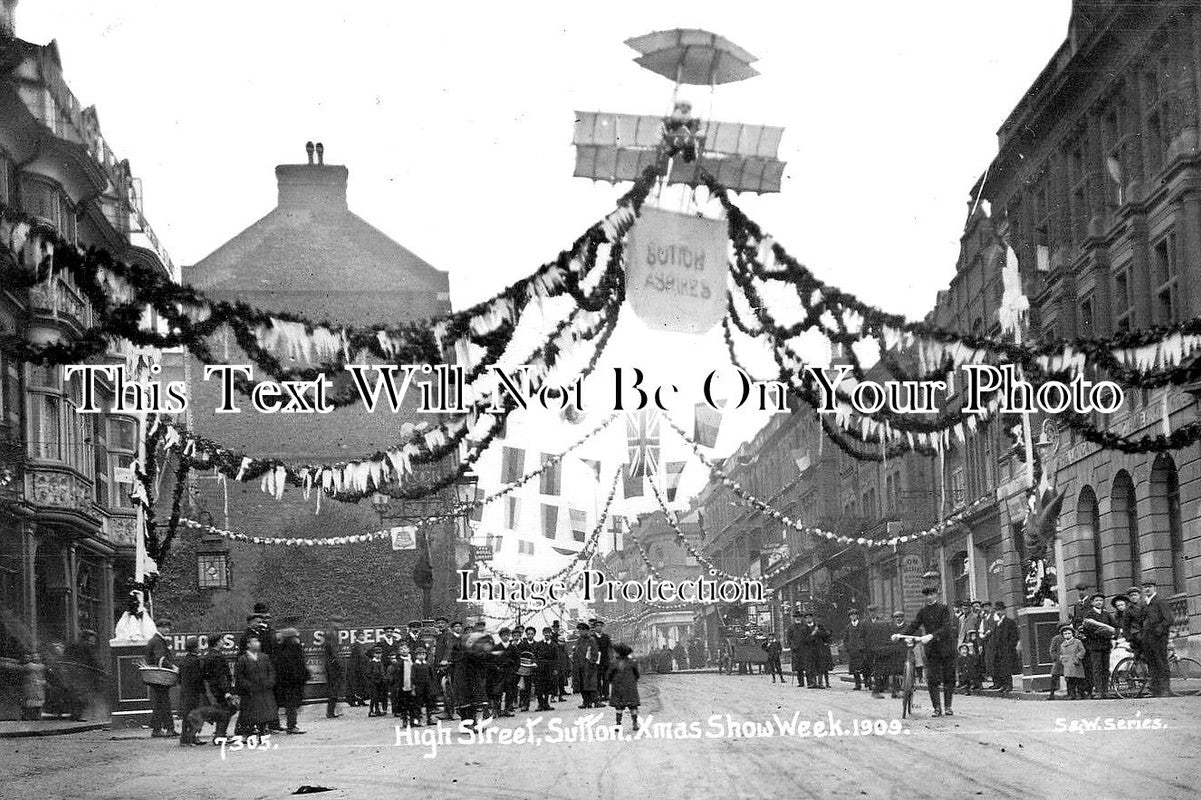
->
xmin=276 ymin=144 xmax=347 ymax=212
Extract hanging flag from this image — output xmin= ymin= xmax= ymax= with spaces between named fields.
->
xmin=501 ymin=446 xmax=525 ymax=484
xmin=539 ymin=453 xmax=562 ymax=495
xmin=469 ymin=487 xmax=485 ymax=523
xmin=568 ymin=508 xmax=588 ymax=542
xmin=580 ymin=458 xmax=602 ymax=483
xmin=693 ymin=402 xmax=722 ymax=448
xmin=626 ymin=409 xmax=660 ymax=478
xmin=622 ymin=470 xmax=645 ymax=499
xmin=998 ymin=245 xmax=1030 ymax=335
xmin=609 ymin=515 xmax=625 ymax=549
xmin=664 ymin=461 xmax=686 ymax=502
xmin=541 ymin=503 xmax=558 ymax=539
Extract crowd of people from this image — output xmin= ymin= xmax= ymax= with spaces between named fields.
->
xmin=0 ymin=628 xmax=105 ymax=722
xmin=144 ymin=607 xmax=643 ymax=746
xmin=1050 ymin=578 xmax=1175 ymax=700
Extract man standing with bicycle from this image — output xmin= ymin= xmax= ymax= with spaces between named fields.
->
xmin=1080 ymin=593 xmax=1117 ymax=699
xmin=894 ymin=584 xmax=957 ymax=717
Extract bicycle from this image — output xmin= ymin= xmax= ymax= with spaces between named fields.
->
xmin=892 ymin=634 xmax=924 ymax=719
xmin=1110 ymin=641 xmax=1201 ymax=699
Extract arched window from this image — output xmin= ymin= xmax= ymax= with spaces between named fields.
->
xmin=1150 ymin=454 xmax=1186 ymax=595
xmin=1077 ymin=486 xmax=1102 ymax=591
xmin=1112 ymin=471 xmax=1140 ymax=584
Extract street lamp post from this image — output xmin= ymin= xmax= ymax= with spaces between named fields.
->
xmin=371 ymin=472 xmax=478 ymax=620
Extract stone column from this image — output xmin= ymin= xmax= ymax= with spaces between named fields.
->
xmin=63 ymin=542 xmax=78 ymax=644
xmin=1176 ymin=187 xmax=1201 ymax=318
xmin=21 ymin=522 xmax=38 ymax=652
xmin=100 ymin=558 xmax=114 ymax=643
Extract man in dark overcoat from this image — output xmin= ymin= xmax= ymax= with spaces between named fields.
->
xmin=1080 ymin=593 xmax=1117 ymax=699
xmin=1140 ymin=579 xmax=1175 ymax=697
xmin=845 ymin=609 xmax=868 ymax=690
xmin=991 ymin=601 xmax=1020 ymax=693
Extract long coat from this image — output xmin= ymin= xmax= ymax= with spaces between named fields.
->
xmin=275 ymin=638 xmax=310 ymax=709
xmin=1059 ymin=637 xmax=1086 ymax=679
xmin=572 ymin=633 xmax=601 ymax=691
xmin=991 ymin=616 xmax=1021 ymax=678
xmin=844 ymin=622 xmax=868 ymax=672
xmin=322 ymin=637 xmax=344 ymax=696
xmin=177 ymin=653 xmax=206 ymax=714
xmin=234 ymin=653 xmax=277 ymax=725
xmin=607 ymin=658 xmax=640 ymax=708
xmin=452 ymin=647 xmax=490 ymax=708
xmin=202 ymin=649 xmax=232 ymax=703
xmin=346 ymin=642 xmax=367 ymax=697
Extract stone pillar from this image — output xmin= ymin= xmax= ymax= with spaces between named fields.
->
xmin=1176 ymin=188 xmax=1201 ymax=318
xmin=100 ymin=559 xmax=114 ymax=644
xmin=62 ymin=542 xmax=78 ymax=644
xmin=21 ymin=522 xmax=38 ymax=652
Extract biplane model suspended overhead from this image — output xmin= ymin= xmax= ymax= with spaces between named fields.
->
xmin=571 ymin=28 xmax=786 ymax=195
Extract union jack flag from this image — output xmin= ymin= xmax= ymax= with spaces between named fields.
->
xmin=625 ymin=409 xmax=660 ymax=479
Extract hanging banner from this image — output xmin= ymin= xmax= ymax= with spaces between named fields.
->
xmin=625 ymin=207 xmax=728 ymax=333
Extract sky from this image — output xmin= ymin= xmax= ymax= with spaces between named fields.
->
xmin=14 ymin=1 xmax=1073 ymax=501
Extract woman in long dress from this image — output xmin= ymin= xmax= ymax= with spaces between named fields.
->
xmin=234 ymin=635 xmax=277 ymax=736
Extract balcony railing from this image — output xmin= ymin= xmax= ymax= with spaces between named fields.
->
xmin=28 ymin=277 xmax=91 ymax=328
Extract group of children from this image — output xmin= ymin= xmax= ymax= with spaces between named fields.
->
xmin=364 ymin=642 xmax=438 ymax=724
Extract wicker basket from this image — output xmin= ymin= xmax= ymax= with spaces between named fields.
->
xmin=139 ymin=665 xmax=179 ymax=687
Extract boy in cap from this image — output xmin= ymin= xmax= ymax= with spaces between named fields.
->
xmin=1057 ymin=624 xmax=1086 ymax=699
xmin=845 ymin=609 xmax=868 ymax=690
xmin=367 ymin=645 xmax=388 ymax=717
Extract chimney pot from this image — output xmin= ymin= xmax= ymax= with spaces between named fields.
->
xmin=305 ymin=141 xmax=314 ymax=165
xmin=0 ymin=0 xmax=16 ymax=37
xmin=315 ymin=142 xmax=324 ymax=165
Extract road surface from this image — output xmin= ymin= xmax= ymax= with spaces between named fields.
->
xmin=3 ymin=673 xmax=1198 ymax=799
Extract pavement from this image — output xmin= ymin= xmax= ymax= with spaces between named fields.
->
xmin=1 ymin=672 xmax=1197 ymax=799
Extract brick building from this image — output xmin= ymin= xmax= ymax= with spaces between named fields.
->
xmin=152 ymin=149 xmax=466 ymax=632
xmin=0 ymin=7 xmax=176 ymax=717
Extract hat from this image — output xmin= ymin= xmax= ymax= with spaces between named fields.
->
xmin=1125 ymin=587 xmax=1141 ymax=596
xmin=892 ymin=611 xmax=905 ymax=618
xmin=921 ymin=586 xmax=939 ymax=595
xmin=278 ymin=627 xmax=300 ymax=640
xmin=1140 ymin=579 xmax=1157 ymax=587
xmin=866 ymin=604 xmax=879 ymax=612
xmin=792 ymin=611 xmax=804 ymax=618
xmin=408 ymin=621 xmax=421 ymax=628
xmin=157 ymin=617 xmax=173 ymax=627
xmin=848 ymin=609 xmax=861 ymax=616
xmin=253 ymin=602 xmax=270 ymax=614
xmin=956 ymin=600 xmax=969 ymax=607
xmin=576 ymin=622 xmax=590 ymax=631
xmin=1110 ymin=595 xmax=1129 ymax=609
xmin=993 ymin=601 xmax=1006 ymax=610
xmin=371 ymin=644 xmax=382 ymax=652
xmin=1059 ymin=624 xmax=1074 ymax=634
xmin=970 ymin=599 xmax=982 ymax=605
xmin=1090 ymin=593 xmax=1106 ymax=602
xmin=1074 ymin=581 xmax=1090 ymax=591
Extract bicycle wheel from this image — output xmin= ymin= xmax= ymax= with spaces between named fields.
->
xmin=1111 ymin=657 xmax=1149 ymax=699
xmin=1170 ymin=657 xmax=1201 ymax=697
xmin=901 ymin=658 xmax=916 ymax=719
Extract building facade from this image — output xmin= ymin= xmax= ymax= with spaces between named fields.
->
xmin=151 ymin=150 xmax=465 ymax=632
xmin=967 ymin=0 xmax=1201 ymax=649
xmin=0 ymin=14 xmax=176 ymax=717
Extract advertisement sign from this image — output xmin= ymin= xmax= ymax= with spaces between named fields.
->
xmin=171 ymin=624 xmax=442 ymax=684
xmin=470 ymin=545 xmax=493 ymax=562
xmin=390 ymin=525 xmax=418 ymax=550
xmin=625 ymin=206 xmax=728 ymax=334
